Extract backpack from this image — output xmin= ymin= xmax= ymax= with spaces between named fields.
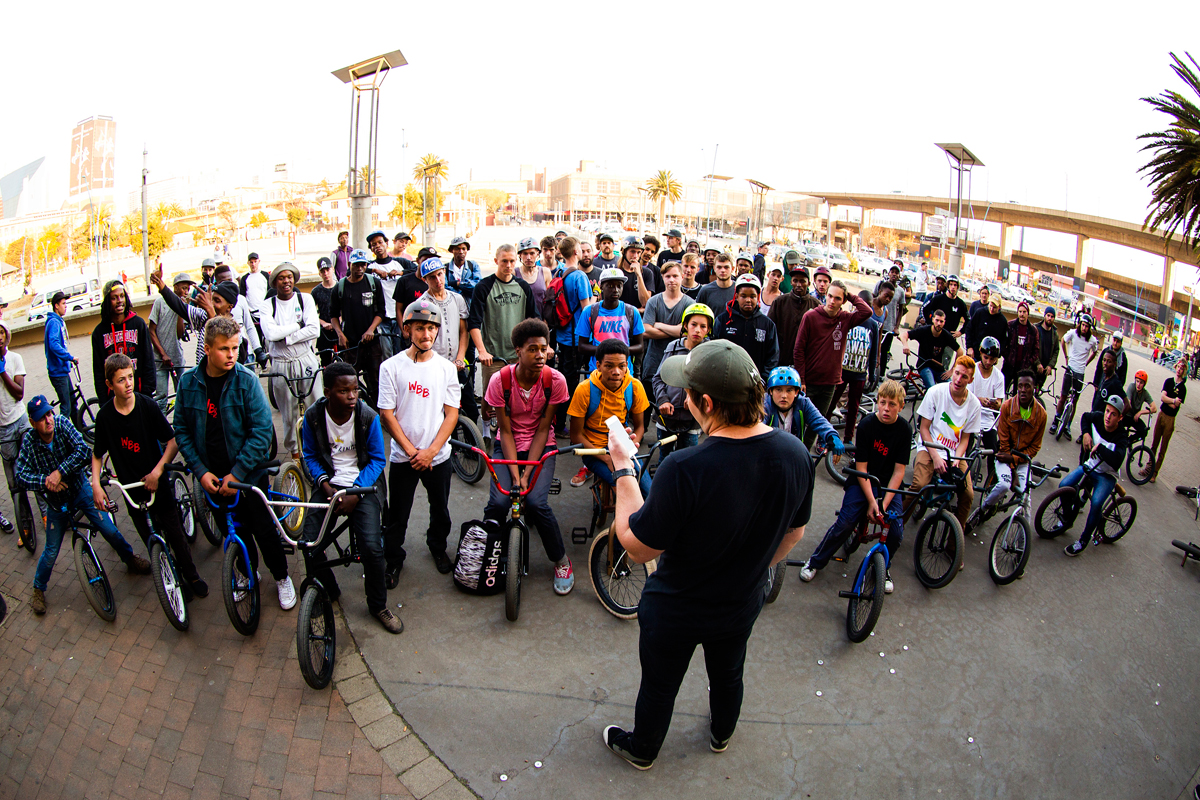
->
xmin=333 ymin=274 xmax=382 ymax=308
xmin=452 ymin=519 xmax=507 ymax=595
xmin=498 ymin=364 xmax=554 ymax=420
xmin=584 ymin=378 xmax=635 ymax=434
xmin=541 ymin=273 xmax=574 ymax=329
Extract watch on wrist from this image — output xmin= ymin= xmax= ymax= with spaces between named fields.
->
xmin=612 ymin=468 xmax=638 ymax=482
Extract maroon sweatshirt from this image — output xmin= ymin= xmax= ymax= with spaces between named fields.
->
xmin=793 ymin=294 xmax=872 ymax=386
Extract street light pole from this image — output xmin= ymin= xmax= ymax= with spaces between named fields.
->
xmin=141 ymin=147 xmax=149 ymax=289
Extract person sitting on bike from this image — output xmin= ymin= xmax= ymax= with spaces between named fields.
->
xmin=653 ymin=303 xmax=713 ymax=457
xmin=299 ymin=362 xmax=399 ymax=633
xmin=482 ymin=319 xmax=574 ymax=595
xmin=1050 ymin=313 xmax=1099 ymax=439
xmin=1061 ymin=394 xmax=1129 ymax=558
xmin=261 ymin=263 xmax=321 ymax=462
xmin=1089 ymin=349 xmax=1126 ymax=419
xmin=969 ymin=336 xmax=1006 ymax=486
xmin=762 ymin=367 xmax=843 ymax=456
xmin=902 ymin=356 xmax=982 ymax=532
xmin=567 ymin=338 xmax=651 ymax=495
xmin=1123 ymin=369 xmax=1155 ymax=443
xmin=174 ymin=316 xmax=298 ymax=610
xmin=799 ymin=379 xmax=909 ymax=589
xmin=17 ymin=395 xmax=150 ymax=615
xmin=900 ymin=308 xmax=963 ymax=390
xmin=1091 ymin=330 xmax=1129 ymax=397
xmin=0 ymin=322 xmax=51 ymax=545
xmin=975 ymin=370 xmax=1046 ymax=523
xmin=90 ymin=354 xmax=207 ymax=598
xmin=377 ymin=300 xmax=461 ymax=581
xmin=715 ymin=274 xmax=779 ymax=381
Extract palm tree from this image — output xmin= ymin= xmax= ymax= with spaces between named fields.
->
xmin=1139 ymin=52 xmax=1200 ymax=253
xmin=645 ymin=170 xmax=683 ymax=227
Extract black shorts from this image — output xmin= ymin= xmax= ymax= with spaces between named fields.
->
xmin=1061 ymin=368 xmax=1084 ymax=398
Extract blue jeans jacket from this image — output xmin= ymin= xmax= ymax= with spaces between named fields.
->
xmin=173 ymin=359 xmax=274 ymax=482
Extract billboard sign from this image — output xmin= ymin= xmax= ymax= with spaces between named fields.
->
xmin=69 ymin=116 xmax=116 ymax=198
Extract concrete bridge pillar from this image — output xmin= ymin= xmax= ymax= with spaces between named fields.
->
xmin=999 ymin=223 xmax=1014 ymax=260
xmin=1074 ymin=234 xmax=1091 ymax=285
xmin=1161 ymin=255 xmax=1177 ymax=306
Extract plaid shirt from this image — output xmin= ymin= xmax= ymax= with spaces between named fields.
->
xmin=15 ymin=415 xmax=90 ymax=498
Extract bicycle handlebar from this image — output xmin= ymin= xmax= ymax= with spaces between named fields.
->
xmin=841 ymin=468 xmax=924 ymax=498
xmin=225 ymin=481 xmax=377 ymax=549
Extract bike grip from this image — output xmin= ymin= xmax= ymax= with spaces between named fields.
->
xmin=228 ymin=481 xmax=255 ymax=492
xmin=449 ymin=439 xmax=470 ymax=450
xmin=164 ymin=462 xmax=189 ymax=473
xmin=657 ymin=434 xmax=679 ymax=446
xmin=573 ymin=448 xmax=608 ymax=456
xmin=345 ymin=486 xmax=376 ymax=496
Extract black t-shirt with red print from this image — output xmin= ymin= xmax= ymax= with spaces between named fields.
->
xmin=203 ymin=370 xmax=232 ymax=477
xmin=93 ymin=392 xmax=176 ymax=484
xmin=853 ymin=412 xmax=912 ymax=489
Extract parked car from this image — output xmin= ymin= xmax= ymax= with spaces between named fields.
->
xmin=827 ymin=249 xmax=851 ymax=271
xmin=28 ymin=277 xmax=103 ymax=322
xmin=804 ymin=246 xmax=828 ymax=270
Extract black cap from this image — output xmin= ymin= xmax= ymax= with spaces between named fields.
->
xmin=417 ymin=246 xmax=437 ymax=261
xmin=666 ymin=228 xmax=683 ymax=239
xmin=317 ymin=256 xmax=332 ymax=270
xmin=51 ymin=291 xmax=68 ymax=305
xmin=394 ymin=231 xmax=412 ymax=241
xmin=248 ymin=252 xmax=259 ymax=261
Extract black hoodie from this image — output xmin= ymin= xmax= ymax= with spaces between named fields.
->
xmin=91 ymin=280 xmax=156 ymax=401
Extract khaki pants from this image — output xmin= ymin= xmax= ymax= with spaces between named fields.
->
xmin=1149 ymin=412 xmax=1177 ymax=480
xmin=903 ymin=449 xmax=974 ymax=530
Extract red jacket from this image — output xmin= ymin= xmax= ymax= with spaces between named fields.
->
xmin=793 ymin=294 xmax=872 ymax=386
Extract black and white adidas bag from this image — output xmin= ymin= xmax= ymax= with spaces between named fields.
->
xmin=452 ymin=519 xmax=506 ymax=595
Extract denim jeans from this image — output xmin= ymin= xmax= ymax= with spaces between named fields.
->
xmin=1059 ymin=466 xmax=1116 ymax=547
xmin=918 ymin=366 xmax=937 ymax=390
xmin=301 ymin=489 xmax=386 ymax=615
xmin=387 ymin=460 xmax=453 ymax=569
xmin=154 ymin=363 xmax=183 ymax=415
xmin=582 ymin=454 xmax=651 ymax=498
xmin=654 ymin=425 xmax=699 ymax=459
xmin=49 ymin=374 xmax=77 ymax=427
xmin=483 ymin=445 xmax=565 ymax=563
xmin=806 ymin=483 xmax=904 ymax=571
xmin=35 ymin=480 xmax=137 ymax=591
xmin=377 ymin=318 xmax=400 ymax=361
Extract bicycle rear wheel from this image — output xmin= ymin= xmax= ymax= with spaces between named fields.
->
xmin=588 ymin=528 xmax=651 ymax=620
xmin=913 ymin=510 xmax=964 ymax=589
xmin=77 ymin=397 xmax=101 ymax=445
xmin=764 ymin=561 xmax=786 ymax=604
xmin=222 ymin=539 xmax=260 ymax=636
xmin=73 ymin=534 xmax=116 ymax=622
xmin=450 ymin=418 xmax=486 ymax=484
xmin=192 ymin=478 xmax=220 ymax=546
xmin=273 ymin=462 xmax=308 ymax=539
xmin=988 ymin=514 xmax=1030 ymax=585
xmin=149 ymin=539 xmax=189 ymax=632
xmin=1035 ymin=487 xmax=1078 ymax=538
xmin=1099 ymin=496 xmax=1136 ymax=544
xmin=824 ymin=444 xmax=856 ymax=486
xmin=296 ymin=585 xmax=336 ymax=689
xmin=17 ymin=493 xmax=37 ymax=554
xmin=504 ymin=522 xmax=522 ymax=622
xmin=1125 ymin=446 xmax=1154 ymax=486
xmin=846 ymin=550 xmax=886 ymax=643
xmin=173 ymin=475 xmax=196 ymax=544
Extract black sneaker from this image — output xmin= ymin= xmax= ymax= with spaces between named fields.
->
xmin=190 ymin=578 xmax=209 ymax=598
xmin=385 ymin=564 xmax=402 ymax=590
xmin=602 ymin=726 xmax=653 ymax=770
xmin=0 ymin=512 xmax=12 ymax=534
xmin=432 ymin=551 xmax=454 ymax=575
xmin=710 ymin=733 xmax=731 ymax=753
xmin=1064 ymin=541 xmax=1085 ymax=557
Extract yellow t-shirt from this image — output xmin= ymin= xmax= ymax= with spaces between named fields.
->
xmin=566 ymin=370 xmax=651 ymax=448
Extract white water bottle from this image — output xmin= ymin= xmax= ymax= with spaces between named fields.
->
xmin=605 ymin=416 xmax=638 ymax=459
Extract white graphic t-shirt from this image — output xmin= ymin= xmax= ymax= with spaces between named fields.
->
xmin=916 ymin=382 xmax=982 ymax=456
xmin=376 ymin=351 xmax=461 ymax=465
xmin=325 ymin=411 xmax=359 ymax=487
xmin=969 ymin=367 xmax=1005 ymax=432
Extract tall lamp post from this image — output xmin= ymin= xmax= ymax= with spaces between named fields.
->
xmin=935 ymin=143 xmax=984 ymax=280
xmin=333 ymin=49 xmax=407 ymax=250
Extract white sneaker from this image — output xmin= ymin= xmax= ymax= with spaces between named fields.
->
xmin=798 ymin=561 xmax=817 ymax=582
xmin=277 ymin=576 xmax=297 ymax=610
xmin=884 ymin=573 xmax=894 ymax=594
xmin=232 ymin=571 xmax=257 ymax=603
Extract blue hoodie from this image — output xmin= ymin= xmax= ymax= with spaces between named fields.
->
xmin=763 ymin=392 xmax=836 ymax=447
xmin=44 ymin=311 xmax=75 ymax=378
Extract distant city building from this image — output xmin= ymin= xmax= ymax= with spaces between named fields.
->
xmin=0 ymin=158 xmax=50 ymax=220
xmin=69 ymin=116 xmax=116 ymax=205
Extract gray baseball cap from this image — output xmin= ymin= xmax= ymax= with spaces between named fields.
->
xmin=1105 ymin=394 xmax=1125 ymax=414
xmin=659 ymin=340 xmax=763 ymax=403
xmin=201 ymin=258 xmax=216 ymax=269
xmin=171 ymin=272 xmax=196 ymax=287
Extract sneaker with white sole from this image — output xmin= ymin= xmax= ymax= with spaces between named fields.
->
xmin=277 ymin=576 xmax=297 ymax=610
xmin=798 ymin=560 xmax=817 ymax=582
xmin=602 ymin=725 xmax=653 ymax=770
xmin=1064 ymin=541 xmax=1085 ymax=557
xmin=0 ymin=512 xmax=12 ymax=534
xmin=553 ymin=559 xmax=575 ymax=595
xmin=232 ymin=572 xmax=257 ymax=603
xmin=570 ymin=467 xmax=589 ymax=488
xmin=884 ymin=572 xmax=894 ymax=594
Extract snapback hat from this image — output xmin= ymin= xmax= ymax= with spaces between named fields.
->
xmin=171 ymin=273 xmax=196 ymax=287
xmin=27 ymin=395 xmax=53 ymax=422
xmin=659 ymin=340 xmax=762 ymax=403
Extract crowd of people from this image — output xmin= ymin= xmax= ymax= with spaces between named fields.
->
xmin=0 ymin=227 xmax=1188 ymax=768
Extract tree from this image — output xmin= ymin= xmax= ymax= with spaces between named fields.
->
xmin=145 ymin=218 xmax=171 ymax=259
xmin=117 ymin=212 xmax=142 ymax=248
xmin=217 ymin=201 xmax=237 ymax=236
xmin=154 ymin=201 xmax=185 ymax=228
xmin=1139 ymin=52 xmax=1200 ymax=253
xmin=286 ymin=206 xmax=306 ymax=231
xmin=390 ymin=184 xmax=446 ymax=237
xmin=468 ymin=189 xmax=509 ymax=215
xmin=645 ymin=170 xmax=682 ymax=227
xmin=413 ymin=154 xmax=449 ymax=235
xmin=249 ymin=210 xmax=269 ymax=235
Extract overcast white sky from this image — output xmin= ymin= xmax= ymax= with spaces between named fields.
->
xmin=3 ymin=0 xmax=1199 ymax=283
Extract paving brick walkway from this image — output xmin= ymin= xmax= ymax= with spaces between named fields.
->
xmin=0 ymin=520 xmax=471 ymax=799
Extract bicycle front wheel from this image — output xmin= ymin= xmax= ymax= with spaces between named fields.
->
xmin=913 ymin=510 xmax=964 ymax=589
xmin=1035 ymin=487 xmax=1077 ymax=538
xmin=17 ymin=493 xmax=37 ymax=554
xmin=77 ymin=398 xmax=101 ymax=445
xmin=73 ymin=534 xmax=116 ymax=622
xmin=222 ymin=539 xmax=260 ymax=636
xmin=273 ymin=461 xmax=308 ymax=539
xmin=764 ymin=561 xmax=786 ymax=604
xmin=150 ymin=539 xmax=189 ymax=632
xmin=1125 ymin=446 xmax=1155 ymax=486
xmin=192 ymin=478 xmax=220 ymax=546
xmin=1099 ymin=496 xmax=1136 ymax=544
xmin=588 ymin=528 xmax=650 ymax=620
xmin=296 ymin=585 xmax=336 ymax=689
xmin=824 ymin=444 xmax=856 ymax=487
xmin=450 ymin=417 xmax=486 ymax=484
xmin=173 ymin=475 xmax=196 ymax=544
xmin=988 ymin=514 xmax=1030 ymax=585
xmin=504 ymin=522 xmax=522 ymax=622
xmin=846 ymin=550 xmax=886 ymax=643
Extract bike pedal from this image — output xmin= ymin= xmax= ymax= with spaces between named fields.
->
xmin=831 ymin=555 xmax=847 ymax=563
xmin=571 ymin=527 xmax=589 ymax=545
xmin=548 ymin=479 xmax=562 ymax=496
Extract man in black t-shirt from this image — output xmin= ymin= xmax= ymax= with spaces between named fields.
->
xmin=655 ymin=228 xmax=684 ymax=269
xmin=799 ymin=380 xmax=911 ymax=591
xmin=900 ymin=309 xmax=962 ymax=389
xmin=1145 ymin=358 xmax=1187 ymax=482
xmin=1090 ymin=350 xmax=1126 ymax=415
xmin=330 ymin=249 xmax=387 ymax=407
xmin=91 ymin=354 xmax=206 ymax=597
xmin=601 ymin=340 xmax=812 ymax=770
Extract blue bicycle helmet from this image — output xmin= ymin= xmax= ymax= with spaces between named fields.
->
xmin=767 ymin=366 xmax=801 ymax=390
xmin=419 ymin=257 xmax=446 ymax=279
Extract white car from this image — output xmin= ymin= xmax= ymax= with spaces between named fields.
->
xmin=827 ymin=250 xmax=851 ymax=271
xmin=854 ymin=252 xmax=882 ymax=275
